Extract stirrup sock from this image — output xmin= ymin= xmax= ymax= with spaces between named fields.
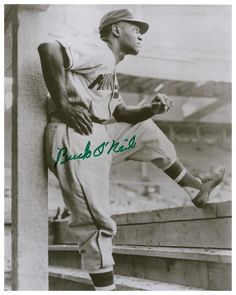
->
xmin=89 ymin=268 xmax=116 ymax=291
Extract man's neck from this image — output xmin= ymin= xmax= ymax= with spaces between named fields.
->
xmin=105 ymin=41 xmax=125 ymax=64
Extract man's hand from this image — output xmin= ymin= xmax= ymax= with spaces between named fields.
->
xmin=62 ymin=103 xmax=93 ymax=135
xmin=151 ymin=93 xmax=173 ymax=115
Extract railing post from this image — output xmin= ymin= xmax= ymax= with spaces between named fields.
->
xmin=11 ymin=5 xmax=49 ymax=290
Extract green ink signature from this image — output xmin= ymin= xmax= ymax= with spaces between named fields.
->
xmin=54 ymin=135 xmax=137 ymax=166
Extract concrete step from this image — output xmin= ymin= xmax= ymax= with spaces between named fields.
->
xmin=49 ymin=244 xmax=231 ymax=290
xmin=49 ymin=244 xmax=231 ymax=263
xmin=48 ymin=265 xmax=204 ymax=291
xmin=50 ymin=201 xmax=232 ymax=249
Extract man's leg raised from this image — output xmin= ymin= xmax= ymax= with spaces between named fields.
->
xmin=107 ymin=119 xmax=225 ymax=208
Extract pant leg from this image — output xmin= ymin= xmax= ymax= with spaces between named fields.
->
xmin=45 ymin=123 xmax=116 ymax=272
xmin=106 ymin=119 xmax=177 ymax=169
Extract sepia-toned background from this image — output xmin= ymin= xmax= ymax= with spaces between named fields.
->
xmin=4 ymin=4 xmax=231 ymax=290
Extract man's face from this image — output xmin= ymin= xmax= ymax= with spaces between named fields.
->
xmin=117 ymin=21 xmax=142 ymax=55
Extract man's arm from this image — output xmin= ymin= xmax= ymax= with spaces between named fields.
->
xmin=38 ymin=42 xmax=93 ymax=135
xmin=113 ymin=93 xmax=173 ymax=124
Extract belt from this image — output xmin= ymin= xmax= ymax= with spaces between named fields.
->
xmin=49 ymin=114 xmax=107 ymax=125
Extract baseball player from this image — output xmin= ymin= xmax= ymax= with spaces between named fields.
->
xmin=38 ymin=9 xmax=225 ymax=291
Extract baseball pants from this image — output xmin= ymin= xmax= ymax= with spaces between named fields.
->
xmin=45 ymin=119 xmax=177 ymax=272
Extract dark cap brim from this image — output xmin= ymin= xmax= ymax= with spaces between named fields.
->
xmin=121 ymin=19 xmax=149 ymax=34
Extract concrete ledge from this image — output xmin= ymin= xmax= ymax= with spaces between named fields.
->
xmin=113 ymin=201 xmax=231 ymax=225
xmin=49 ymin=266 xmax=203 ymax=291
xmin=49 ymin=244 xmax=231 ymax=264
xmin=216 ymin=201 xmax=232 ymax=217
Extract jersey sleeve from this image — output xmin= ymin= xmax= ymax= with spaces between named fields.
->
xmin=56 ymin=38 xmax=103 ymax=72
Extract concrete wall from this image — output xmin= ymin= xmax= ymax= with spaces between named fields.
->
xmin=10 ymin=6 xmax=49 ymax=290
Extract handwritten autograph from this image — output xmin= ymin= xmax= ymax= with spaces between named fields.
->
xmin=54 ymin=135 xmax=137 ymax=166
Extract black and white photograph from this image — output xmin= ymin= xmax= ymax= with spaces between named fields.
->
xmin=4 ymin=3 xmax=232 ymax=291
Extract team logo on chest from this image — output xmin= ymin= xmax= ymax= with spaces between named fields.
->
xmin=88 ymin=74 xmax=114 ymax=90
xmin=88 ymin=73 xmax=119 ymax=98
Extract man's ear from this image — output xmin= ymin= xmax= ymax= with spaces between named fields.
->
xmin=111 ymin=23 xmax=121 ymax=37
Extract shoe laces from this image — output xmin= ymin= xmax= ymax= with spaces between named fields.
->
xmin=200 ymin=175 xmax=212 ymax=183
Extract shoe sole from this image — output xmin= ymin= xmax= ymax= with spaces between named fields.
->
xmin=192 ymin=168 xmax=225 ymax=208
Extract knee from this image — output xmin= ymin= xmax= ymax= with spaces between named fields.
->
xmin=101 ymin=218 xmax=117 ymax=237
xmin=152 ymin=141 xmax=177 ymax=170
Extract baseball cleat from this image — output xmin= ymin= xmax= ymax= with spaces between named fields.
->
xmin=192 ymin=166 xmax=225 ymax=208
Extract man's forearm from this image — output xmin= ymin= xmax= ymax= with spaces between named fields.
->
xmin=113 ymin=104 xmax=154 ymax=124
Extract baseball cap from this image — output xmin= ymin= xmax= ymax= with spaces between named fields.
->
xmin=99 ymin=9 xmax=149 ymax=35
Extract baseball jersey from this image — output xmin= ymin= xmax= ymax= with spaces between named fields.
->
xmin=49 ymin=37 xmax=124 ymax=123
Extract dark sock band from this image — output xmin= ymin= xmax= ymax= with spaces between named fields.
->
xmin=164 ymin=160 xmax=202 ymax=189
xmin=164 ymin=160 xmax=185 ymax=180
xmin=89 ymin=270 xmax=114 ymax=288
